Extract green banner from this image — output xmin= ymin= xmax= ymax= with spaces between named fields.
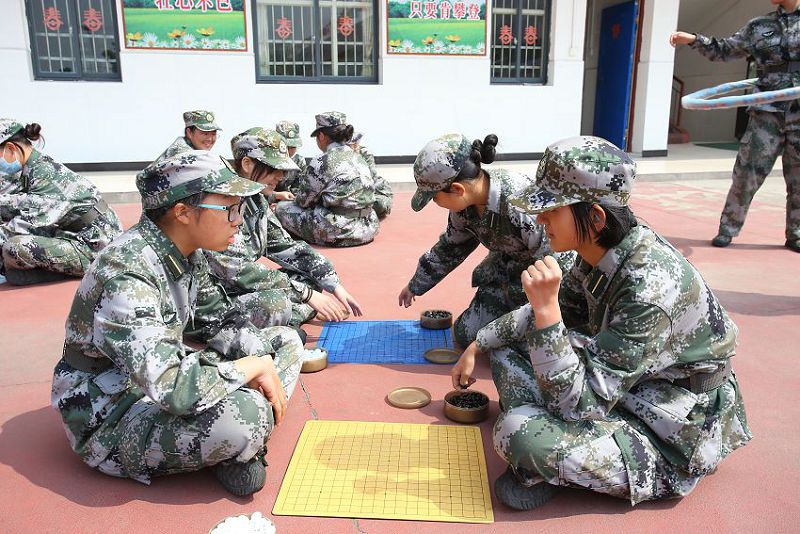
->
xmin=387 ymin=1 xmax=486 ymax=56
xmin=121 ymin=0 xmax=247 ymax=51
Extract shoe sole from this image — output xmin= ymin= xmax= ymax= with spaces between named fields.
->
xmin=495 ymin=471 xmax=557 ymax=510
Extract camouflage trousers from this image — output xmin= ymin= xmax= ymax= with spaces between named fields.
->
xmin=489 ymin=344 xmax=702 ymax=505
xmin=275 ymin=202 xmax=379 ymax=247
xmin=720 ymin=109 xmax=800 ymax=241
xmin=95 ymin=326 xmax=303 ymax=484
xmin=1 ymin=235 xmax=93 ymax=275
xmin=453 ymin=283 xmax=526 ymax=349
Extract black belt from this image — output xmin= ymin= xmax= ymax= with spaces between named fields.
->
xmin=673 ymin=360 xmax=731 ymax=394
xmin=62 ymin=343 xmax=113 ymax=373
xmin=62 ymin=199 xmax=109 ymax=233
xmin=758 ymin=61 xmax=800 ymax=76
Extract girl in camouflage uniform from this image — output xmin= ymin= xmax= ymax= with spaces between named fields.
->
xmin=274 ymin=111 xmax=378 ymax=247
xmin=452 ymin=136 xmax=751 ymax=510
xmin=671 ymin=0 xmax=800 ymax=252
xmin=204 ymin=127 xmax=362 ymax=328
xmin=399 ymin=133 xmax=568 ymax=349
xmin=0 ymin=119 xmax=123 ymax=285
xmin=347 ymin=132 xmax=394 ymax=219
xmin=274 ymin=120 xmax=308 ymax=195
xmin=52 ymin=152 xmax=302 ymax=496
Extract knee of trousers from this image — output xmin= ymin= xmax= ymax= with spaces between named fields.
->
xmin=492 ymin=405 xmax=562 ymax=478
xmin=207 ymin=389 xmax=274 ymax=463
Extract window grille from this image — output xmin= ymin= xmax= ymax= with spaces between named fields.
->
xmin=253 ymin=0 xmax=377 ymax=83
xmin=25 ymin=0 xmax=121 ymax=81
xmin=491 ymin=0 xmax=550 ymax=84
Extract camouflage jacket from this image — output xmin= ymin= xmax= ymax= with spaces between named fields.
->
xmin=205 ymin=193 xmax=341 ymax=295
xmin=295 ymin=142 xmax=375 ymax=213
xmin=153 ymin=136 xmax=194 ymax=164
xmin=476 ymin=225 xmax=751 ymax=474
xmin=691 ymin=6 xmax=800 ymax=111
xmin=278 ymin=153 xmax=308 ymax=194
xmin=356 ymin=145 xmax=393 ymax=206
xmin=52 ymin=215 xmax=274 ymax=472
xmin=0 ymin=149 xmax=122 ymax=249
xmin=408 ymin=168 xmax=566 ymax=298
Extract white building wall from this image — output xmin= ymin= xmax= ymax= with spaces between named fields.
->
xmin=0 ymin=0 xmax=590 ymax=165
xmin=673 ymin=0 xmax=768 ymax=142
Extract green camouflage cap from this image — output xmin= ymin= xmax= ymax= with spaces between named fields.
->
xmin=275 ymin=120 xmax=303 ymax=147
xmin=230 ymin=127 xmax=299 ymax=171
xmin=411 ymin=133 xmax=472 ymax=212
xmin=136 ymin=150 xmax=262 ymax=210
xmin=183 ymin=110 xmax=221 ymax=132
xmin=310 ymin=111 xmax=347 ymax=137
xmin=0 ymin=118 xmax=25 ymax=145
xmin=512 ymin=136 xmax=636 ymax=214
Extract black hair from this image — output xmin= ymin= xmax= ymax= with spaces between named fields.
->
xmin=319 ymin=124 xmax=354 ymax=144
xmin=232 ymin=155 xmax=277 ymax=181
xmin=4 ymin=123 xmax=43 ymax=147
xmin=184 ymin=125 xmax=197 ymax=137
xmin=144 ymin=191 xmax=207 ymax=223
xmin=453 ymin=134 xmax=498 ymax=183
xmin=569 ymin=201 xmax=638 ymax=248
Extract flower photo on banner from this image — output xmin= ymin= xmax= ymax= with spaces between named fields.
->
xmin=387 ymin=1 xmax=487 ymax=56
xmin=121 ymin=0 xmax=247 ymax=51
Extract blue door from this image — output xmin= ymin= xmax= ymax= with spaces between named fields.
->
xmin=593 ymin=0 xmax=638 ymax=150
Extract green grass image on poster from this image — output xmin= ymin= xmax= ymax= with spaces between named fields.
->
xmin=122 ymin=9 xmax=246 ymax=50
xmin=387 ymin=19 xmax=485 ymax=55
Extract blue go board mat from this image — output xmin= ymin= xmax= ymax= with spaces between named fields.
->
xmin=317 ymin=320 xmax=453 ymax=364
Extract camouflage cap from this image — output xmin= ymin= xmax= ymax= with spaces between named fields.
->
xmin=310 ymin=111 xmax=347 ymax=137
xmin=275 ymin=120 xmax=303 ymax=147
xmin=348 ymin=131 xmax=364 ymax=145
xmin=183 ymin=110 xmax=221 ymax=132
xmin=411 ymin=133 xmax=472 ymax=212
xmin=0 ymin=118 xmax=25 ymax=145
xmin=136 ymin=150 xmax=262 ymax=210
xmin=512 ymin=136 xmax=636 ymax=214
xmin=231 ymin=127 xmax=299 ymax=171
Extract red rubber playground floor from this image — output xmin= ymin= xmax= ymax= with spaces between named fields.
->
xmin=0 ymin=185 xmax=797 ymax=533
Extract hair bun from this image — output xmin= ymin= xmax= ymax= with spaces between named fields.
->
xmin=476 ymin=133 xmax=497 ymax=164
xmin=24 ymin=123 xmax=42 ymax=141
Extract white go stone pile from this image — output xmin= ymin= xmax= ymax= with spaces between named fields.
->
xmin=209 ymin=512 xmax=275 ymax=534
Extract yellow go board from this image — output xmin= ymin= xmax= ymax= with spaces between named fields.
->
xmin=273 ymin=420 xmax=494 ymax=524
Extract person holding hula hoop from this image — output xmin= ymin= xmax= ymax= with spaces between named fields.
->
xmin=671 ymin=0 xmax=800 ymax=252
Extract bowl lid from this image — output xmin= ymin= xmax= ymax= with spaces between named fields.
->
xmin=423 ymin=347 xmax=461 ymax=364
xmin=387 ymin=387 xmax=432 ymax=409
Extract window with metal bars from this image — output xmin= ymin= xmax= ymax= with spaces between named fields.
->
xmin=24 ymin=0 xmax=121 ymax=81
xmin=253 ymin=0 xmax=378 ymax=83
xmin=491 ymin=0 xmax=550 ymax=84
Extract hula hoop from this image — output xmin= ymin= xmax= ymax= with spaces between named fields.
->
xmin=682 ymin=78 xmax=800 ymax=110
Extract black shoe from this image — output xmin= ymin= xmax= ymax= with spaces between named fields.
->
xmin=786 ymin=240 xmax=800 ymax=253
xmin=494 ymin=467 xmax=557 ymax=510
xmin=5 ymin=268 xmax=71 ymax=286
xmin=711 ymin=235 xmax=732 ymax=248
xmin=214 ymin=457 xmax=266 ymax=496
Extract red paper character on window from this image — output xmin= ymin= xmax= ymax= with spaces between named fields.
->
xmin=194 ymin=0 xmax=214 ymax=12
xmin=275 ymin=18 xmax=293 ymax=40
xmin=439 ymin=1 xmax=452 ymax=19
xmin=82 ymin=8 xmax=103 ymax=32
xmin=423 ymin=1 xmax=437 ymax=19
xmin=217 ymin=0 xmax=232 ymax=12
xmin=524 ymin=26 xmax=537 ymax=45
xmin=154 ymin=0 xmax=174 ymax=9
xmin=498 ymin=25 xmax=513 ymax=45
xmin=175 ymin=0 xmax=193 ymax=10
xmin=467 ymin=3 xmax=480 ymax=20
xmin=611 ymin=23 xmax=621 ymax=40
xmin=42 ymin=7 xmax=64 ymax=32
xmin=409 ymin=1 xmax=423 ymax=18
xmin=452 ymin=2 xmax=466 ymax=19
xmin=338 ymin=16 xmax=354 ymax=37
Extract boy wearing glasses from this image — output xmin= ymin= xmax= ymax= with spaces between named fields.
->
xmin=52 ymin=152 xmax=303 ymax=496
